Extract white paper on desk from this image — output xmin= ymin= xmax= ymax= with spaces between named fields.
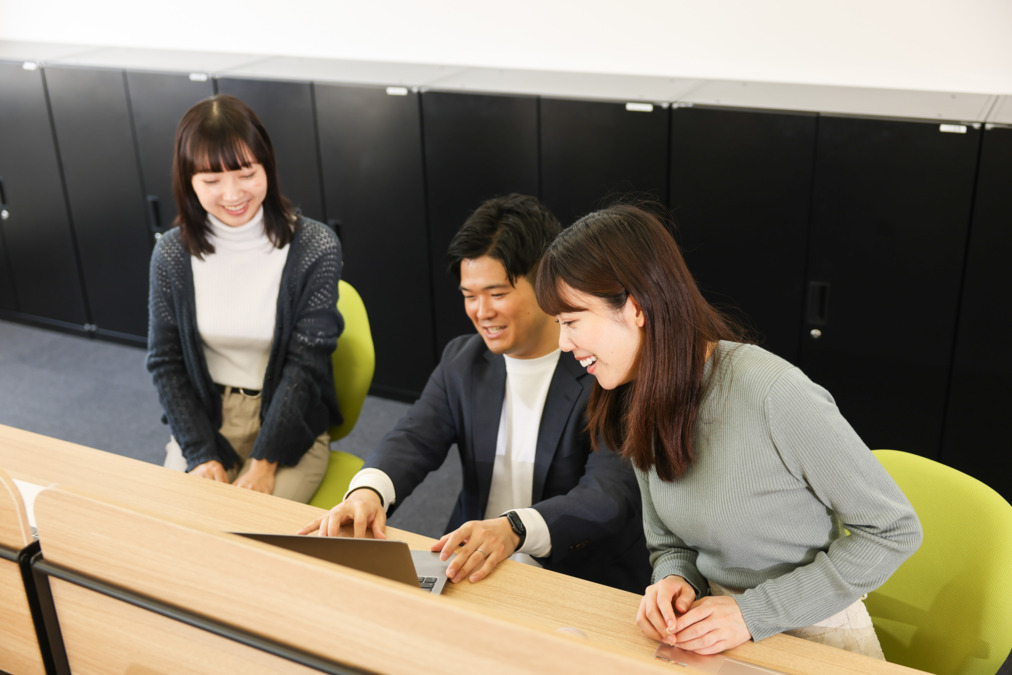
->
xmin=12 ymin=478 xmax=46 ymax=528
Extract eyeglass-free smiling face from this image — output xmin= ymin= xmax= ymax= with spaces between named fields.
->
xmin=190 ymin=159 xmax=268 ymax=228
xmin=555 ymin=285 xmax=644 ymax=390
xmin=460 ymin=255 xmax=559 ymax=360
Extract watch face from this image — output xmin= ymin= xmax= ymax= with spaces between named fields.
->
xmin=505 ymin=512 xmax=526 ymax=551
xmin=507 ymin=511 xmax=525 ymax=535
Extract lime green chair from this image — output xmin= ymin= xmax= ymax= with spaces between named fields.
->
xmin=308 ymin=280 xmax=373 ymax=509
xmin=866 ymin=450 xmax=1012 ymax=675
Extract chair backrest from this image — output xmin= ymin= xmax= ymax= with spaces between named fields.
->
xmin=866 ymin=449 xmax=1012 ymax=675
xmin=330 ymin=280 xmax=375 ymax=442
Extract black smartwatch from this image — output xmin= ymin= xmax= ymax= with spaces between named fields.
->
xmin=503 ymin=510 xmax=526 ymax=551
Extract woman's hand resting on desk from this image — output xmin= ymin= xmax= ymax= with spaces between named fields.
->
xmin=232 ymin=458 xmax=277 ymax=495
xmin=431 ymin=517 xmax=520 ymax=584
xmin=297 ymin=488 xmax=387 ymax=539
xmin=190 ymin=460 xmax=229 ymax=482
xmin=637 ymin=576 xmax=752 ymax=655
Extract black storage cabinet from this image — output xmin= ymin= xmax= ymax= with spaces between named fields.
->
xmin=126 ymin=70 xmax=216 ymax=239
xmin=540 ymin=97 xmax=669 ymax=227
xmin=315 ymin=83 xmax=434 ymax=399
xmin=801 ymin=113 xmax=981 ymax=457
xmin=0 ymin=60 xmax=89 ymax=330
xmin=942 ymin=99 xmax=1012 ymax=502
xmin=0 ymin=173 xmax=17 ymax=312
xmin=669 ymin=104 xmax=816 ymax=364
xmin=44 ymin=65 xmax=153 ymax=342
xmin=420 ymin=91 xmax=539 ymax=356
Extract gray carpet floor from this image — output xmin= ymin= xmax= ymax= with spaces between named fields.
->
xmin=0 ymin=319 xmax=460 ymax=538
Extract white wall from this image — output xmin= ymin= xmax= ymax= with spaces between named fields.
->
xmin=1 ymin=0 xmax=1011 ymax=94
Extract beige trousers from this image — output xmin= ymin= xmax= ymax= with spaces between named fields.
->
xmin=709 ymin=581 xmax=886 ymax=660
xmin=164 ymin=386 xmax=330 ymax=503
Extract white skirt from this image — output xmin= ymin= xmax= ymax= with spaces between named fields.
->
xmin=709 ymin=581 xmax=885 ymax=660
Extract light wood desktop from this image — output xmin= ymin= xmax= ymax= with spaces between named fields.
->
xmin=0 ymin=468 xmax=47 ymax=675
xmin=0 ymin=424 xmax=925 ymax=674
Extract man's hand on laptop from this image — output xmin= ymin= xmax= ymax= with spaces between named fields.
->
xmin=297 ymin=488 xmax=387 ymax=539
xmin=431 ymin=517 xmax=520 ymax=584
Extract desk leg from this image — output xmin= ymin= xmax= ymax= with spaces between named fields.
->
xmin=27 ymin=549 xmax=71 ymax=675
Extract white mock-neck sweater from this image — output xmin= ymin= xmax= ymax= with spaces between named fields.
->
xmin=191 ymin=208 xmax=290 ymax=390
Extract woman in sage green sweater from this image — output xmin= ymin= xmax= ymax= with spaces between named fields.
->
xmin=535 ymin=205 xmax=921 ymax=658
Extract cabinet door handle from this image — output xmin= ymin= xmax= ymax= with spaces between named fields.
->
xmin=146 ymin=195 xmax=162 ymax=235
xmin=1 ymin=177 xmax=9 ymax=221
xmin=806 ymin=281 xmax=830 ymax=326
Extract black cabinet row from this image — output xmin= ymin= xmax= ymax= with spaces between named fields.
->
xmin=0 ymin=55 xmax=1008 ymax=502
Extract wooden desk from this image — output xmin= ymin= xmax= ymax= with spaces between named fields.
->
xmin=1 ymin=424 xmax=924 ymax=674
xmin=0 ymin=468 xmax=47 ymax=675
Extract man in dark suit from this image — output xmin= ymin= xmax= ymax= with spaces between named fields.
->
xmin=300 ymin=194 xmax=649 ymax=593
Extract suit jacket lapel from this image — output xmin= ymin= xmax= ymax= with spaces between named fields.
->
xmin=532 ymin=353 xmax=585 ymax=501
xmin=472 ymin=349 xmax=506 ymax=513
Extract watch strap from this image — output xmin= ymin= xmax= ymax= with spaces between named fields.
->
xmin=504 ymin=510 xmax=527 ymax=551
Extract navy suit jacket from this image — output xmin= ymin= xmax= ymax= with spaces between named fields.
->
xmin=364 ymin=334 xmax=651 ymax=593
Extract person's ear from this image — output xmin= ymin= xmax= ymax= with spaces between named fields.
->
xmin=626 ymin=295 xmax=646 ymax=328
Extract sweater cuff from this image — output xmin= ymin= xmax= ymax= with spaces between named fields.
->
xmin=733 ymin=592 xmax=779 ymax=642
xmin=180 ymin=444 xmax=224 ymax=473
xmin=652 ymin=560 xmax=707 ymax=599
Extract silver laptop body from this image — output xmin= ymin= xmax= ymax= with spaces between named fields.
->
xmin=234 ymin=533 xmax=449 ymax=595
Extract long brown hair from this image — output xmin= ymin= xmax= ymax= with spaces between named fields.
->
xmin=535 ymin=205 xmax=744 ymax=481
xmin=172 ymin=94 xmax=295 ymax=257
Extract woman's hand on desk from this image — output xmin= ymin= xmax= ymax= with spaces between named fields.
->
xmin=667 ymin=596 xmax=751 ymax=655
xmin=297 ymin=488 xmax=387 ymax=538
xmin=638 ymin=576 xmax=751 ymax=655
xmin=431 ymin=518 xmax=520 ymax=584
xmin=190 ymin=460 xmax=229 ymax=483
xmin=233 ymin=458 xmax=277 ymax=495
xmin=637 ymin=575 xmax=697 ymax=643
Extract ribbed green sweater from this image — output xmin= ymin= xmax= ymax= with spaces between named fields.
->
xmin=636 ymin=342 xmax=922 ymax=641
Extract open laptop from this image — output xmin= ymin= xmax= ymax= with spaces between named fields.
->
xmin=655 ymin=644 xmax=785 ymax=674
xmin=234 ymin=533 xmax=449 ymax=595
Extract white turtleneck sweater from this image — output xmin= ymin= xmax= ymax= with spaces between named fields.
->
xmin=191 ymin=208 xmax=290 ymax=390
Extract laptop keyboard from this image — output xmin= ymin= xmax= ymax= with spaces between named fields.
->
xmin=419 ymin=576 xmax=439 ymax=591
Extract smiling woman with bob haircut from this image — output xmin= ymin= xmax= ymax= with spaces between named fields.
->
xmin=147 ymin=94 xmax=343 ymax=503
xmin=535 ymin=204 xmax=921 ymax=658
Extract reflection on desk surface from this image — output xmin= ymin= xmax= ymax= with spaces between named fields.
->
xmin=655 ymin=644 xmax=784 ymax=674
xmin=11 ymin=478 xmax=45 ymax=528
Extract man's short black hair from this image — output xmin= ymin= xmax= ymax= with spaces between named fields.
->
xmin=446 ymin=193 xmax=562 ymax=285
